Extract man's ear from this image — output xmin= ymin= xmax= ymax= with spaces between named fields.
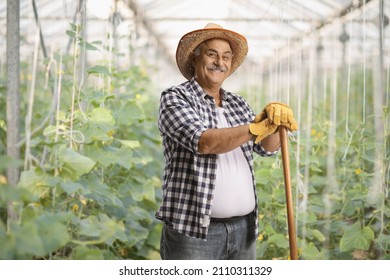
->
xmin=190 ymin=53 xmax=196 ymax=67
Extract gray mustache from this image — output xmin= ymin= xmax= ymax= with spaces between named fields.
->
xmin=207 ymin=65 xmax=227 ymax=72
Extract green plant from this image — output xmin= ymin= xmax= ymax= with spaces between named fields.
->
xmin=253 ymin=69 xmax=390 ymax=259
xmin=0 ymin=24 xmax=163 ymax=260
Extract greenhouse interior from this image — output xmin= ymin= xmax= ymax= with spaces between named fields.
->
xmin=0 ymin=0 xmax=389 ymax=260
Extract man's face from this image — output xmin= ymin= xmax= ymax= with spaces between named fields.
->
xmin=193 ymin=39 xmax=233 ymax=88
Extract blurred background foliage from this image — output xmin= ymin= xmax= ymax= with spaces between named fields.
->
xmin=1 ymin=2 xmax=389 ymax=259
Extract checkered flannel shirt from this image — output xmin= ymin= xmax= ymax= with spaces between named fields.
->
xmin=156 ymin=78 xmax=277 ymax=240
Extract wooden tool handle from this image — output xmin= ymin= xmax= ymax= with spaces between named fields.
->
xmin=279 ymin=127 xmax=299 ymax=260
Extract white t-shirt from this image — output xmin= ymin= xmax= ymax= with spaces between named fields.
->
xmin=210 ymin=107 xmax=256 ymax=218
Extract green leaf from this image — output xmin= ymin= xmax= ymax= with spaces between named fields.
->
xmin=340 ymin=222 xmax=375 ymax=252
xmin=17 ymin=169 xmax=50 ymax=200
xmin=301 ymin=242 xmax=324 ymax=260
xmin=35 ymin=214 xmax=70 ymax=255
xmin=65 ymin=30 xmax=76 ymax=38
xmin=82 ymin=124 xmax=112 ymax=143
xmin=73 ymin=246 xmax=105 ymax=260
xmin=43 ymin=125 xmax=57 ymax=137
xmin=86 ymin=65 xmax=110 ymax=76
xmin=17 ymin=168 xmax=43 ymax=188
xmin=146 ymin=223 xmax=162 ymax=249
xmin=298 ymin=211 xmax=318 ymax=224
xmin=118 ymin=139 xmax=141 ymax=149
xmin=257 ymin=192 xmax=272 ymax=204
xmin=0 ymin=155 xmax=22 ymax=172
xmin=58 ymin=146 xmax=96 ymax=179
xmin=129 ymin=182 xmax=145 ymax=202
xmin=0 ymin=220 xmax=6 ymax=238
xmin=79 ymin=214 xmax=127 ymax=246
xmin=255 ymin=169 xmax=271 ymax=185
xmin=256 ymin=241 xmax=269 ymax=258
xmin=273 ymin=188 xmax=287 ymax=203
xmin=312 ymin=229 xmax=326 ymax=242
xmin=81 ymin=41 xmax=100 ymax=51
xmin=263 ymin=224 xmax=277 ymax=236
xmin=83 ymin=90 xmax=115 ymax=106
xmin=98 ymin=214 xmax=127 ymax=245
xmin=143 ymin=178 xmax=157 ymax=203
xmin=127 ymin=178 xmax=156 ymax=203
xmin=79 ymin=216 xmax=101 ymax=237
xmin=0 ymin=181 xmax=38 ymax=204
xmin=60 ymin=181 xmax=84 ymax=194
xmin=0 ymin=235 xmax=16 ymax=259
xmin=85 ymin=144 xmax=134 ymax=169
xmin=15 ymin=221 xmax=45 ymax=257
xmin=81 ymin=174 xmax=122 ymax=207
xmin=115 ymin=100 xmax=145 ymax=126
xmin=114 ymin=146 xmax=134 ymax=170
xmin=85 ymin=145 xmax=120 ymax=168
xmin=268 ymin=233 xmax=289 ymax=249
xmin=125 ymin=220 xmax=149 ymax=247
xmin=128 ymin=206 xmax=153 ymax=224
xmin=269 ymin=168 xmax=284 ymax=181
xmin=14 ymin=213 xmax=70 ymax=258
xmin=89 ymin=107 xmax=116 ymax=132
xmin=306 ymin=228 xmax=326 ymax=242
xmin=375 ymin=233 xmax=390 ymax=250
xmin=132 ymin=155 xmax=153 ymax=166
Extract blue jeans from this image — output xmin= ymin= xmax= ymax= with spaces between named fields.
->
xmin=160 ymin=212 xmax=256 ymax=260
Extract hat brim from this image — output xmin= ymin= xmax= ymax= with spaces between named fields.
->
xmin=176 ymin=28 xmax=248 ymax=80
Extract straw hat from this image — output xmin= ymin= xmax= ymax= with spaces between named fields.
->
xmin=176 ymin=23 xmax=248 ymax=80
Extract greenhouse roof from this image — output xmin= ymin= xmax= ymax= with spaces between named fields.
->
xmin=1 ymin=0 xmax=389 ymax=88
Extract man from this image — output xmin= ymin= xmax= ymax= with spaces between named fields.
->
xmin=156 ymin=23 xmax=298 ymax=260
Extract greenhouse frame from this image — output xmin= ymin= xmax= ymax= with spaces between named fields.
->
xmin=0 ymin=0 xmax=389 ymax=260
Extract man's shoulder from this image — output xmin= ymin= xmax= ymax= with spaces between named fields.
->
xmin=164 ymin=80 xmax=191 ymax=91
xmin=161 ymin=79 xmax=202 ymax=100
xmin=161 ymin=80 xmax=190 ymax=96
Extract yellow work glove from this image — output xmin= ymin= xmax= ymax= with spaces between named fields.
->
xmin=263 ymin=102 xmax=298 ymax=131
xmin=249 ymin=118 xmax=278 ymax=144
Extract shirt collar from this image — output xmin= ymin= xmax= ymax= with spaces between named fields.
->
xmin=189 ymin=78 xmax=232 ymax=101
xmin=220 ymin=88 xmax=231 ymax=101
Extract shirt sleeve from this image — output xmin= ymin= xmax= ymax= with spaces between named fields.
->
xmin=158 ymin=88 xmax=207 ymax=154
xmin=254 ymin=142 xmax=279 ymax=156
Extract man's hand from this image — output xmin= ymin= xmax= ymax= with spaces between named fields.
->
xmin=249 ymin=118 xmax=278 ymax=144
xmin=249 ymin=102 xmax=298 ymax=145
xmin=263 ymin=102 xmax=298 ymax=131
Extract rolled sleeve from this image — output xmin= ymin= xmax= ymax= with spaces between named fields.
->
xmin=254 ymin=142 xmax=279 ymax=157
xmin=158 ymin=89 xmax=208 ymax=154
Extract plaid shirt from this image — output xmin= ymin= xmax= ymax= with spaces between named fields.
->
xmin=156 ymin=78 xmax=277 ymax=240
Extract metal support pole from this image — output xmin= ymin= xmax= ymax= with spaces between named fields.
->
xmin=6 ymin=0 xmax=20 ymax=221
xmin=368 ymin=0 xmax=386 ymax=206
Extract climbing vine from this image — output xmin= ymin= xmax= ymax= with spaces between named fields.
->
xmin=0 ymin=24 xmax=163 ymax=259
